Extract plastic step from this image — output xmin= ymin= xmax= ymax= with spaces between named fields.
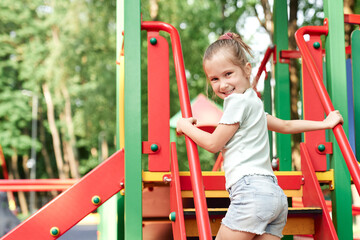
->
xmin=183 ymin=207 xmax=322 ymax=237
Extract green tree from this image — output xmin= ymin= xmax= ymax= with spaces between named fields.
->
xmin=0 ymin=0 xmax=117 ymax=213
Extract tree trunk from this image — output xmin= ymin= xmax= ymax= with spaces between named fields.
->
xmin=22 ymin=155 xmax=30 ymax=179
xmin=61 ymin=138 xmax=71 ymax=178
xmin=344 ymin=0 xmax=355 ymax=48
xmin=101 ymin=138 xmax=109 ymax=161
xmin=42 ymin=83 xmax=66 ymax=179
xmin=260 ymin=0 xmax=274 ymax=39
xmin=61 ymin=86 xmax=79 ymax=179
xmin=38 ymin=110 xmax=55 ymax=179
xmin=149 ymin=0 xmax=159 ymax=20
xmin=38 ymin=111 xmax=58 ymax=198
xmin=11 ymin=149 xmax=29 ymax=216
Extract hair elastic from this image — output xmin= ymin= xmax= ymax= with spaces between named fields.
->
xmin=219 ymin=32 xmax=233 ymax=40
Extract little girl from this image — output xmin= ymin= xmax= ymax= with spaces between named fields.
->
xmin=176 ymin=32 xmax=343 ymax=240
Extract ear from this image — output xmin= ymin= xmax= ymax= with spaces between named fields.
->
xmin=244 ymin=62 xmax=252 ymax=79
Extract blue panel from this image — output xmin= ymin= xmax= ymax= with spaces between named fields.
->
xmin=346 ymin=58 xmax=356 ymax=155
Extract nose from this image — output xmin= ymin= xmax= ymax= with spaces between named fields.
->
xmin=220 ymin=80 xmax=228 ymax=90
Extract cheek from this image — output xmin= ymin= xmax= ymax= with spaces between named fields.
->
xmin=209 ymin=82 xmax=218 ymax=91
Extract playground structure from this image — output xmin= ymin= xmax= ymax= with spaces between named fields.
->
xmin=1 ymin=1 xmax=360 ymax=240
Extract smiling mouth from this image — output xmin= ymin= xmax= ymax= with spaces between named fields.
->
xmin=223 ymin=89 xmax=234 ymax=96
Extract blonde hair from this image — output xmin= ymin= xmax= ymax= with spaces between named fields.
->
xmin=203 ymin=32 xmax=253 ymax=70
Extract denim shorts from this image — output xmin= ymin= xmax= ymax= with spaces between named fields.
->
xmin=221 ymin=175 xmax=288 ymax=238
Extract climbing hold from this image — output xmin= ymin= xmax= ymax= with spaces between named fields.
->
xmin=50 ymin=227 xmax=60 ymax=237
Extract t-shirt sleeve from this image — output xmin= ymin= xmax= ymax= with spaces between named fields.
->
xmin=219 ymin=94 xmax=249 ymax=125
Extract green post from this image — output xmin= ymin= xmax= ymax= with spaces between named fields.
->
xmin=352 ymin=30 xmax=360 ymax=160
xmin=324 ymin=1 xmax=352 ymax=239
xmin=273 ymin=2 xmax=292 ymax=239
xmin=124 ymin=0 xmax=142 ymax=239
xmin=273 ymin=0 xmax=292 ymax=171
xmin=263 ymin=73 xmax=273 ymax=159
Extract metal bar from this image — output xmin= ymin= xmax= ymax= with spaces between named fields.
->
xmin=141 ymin=21 xmax=212 ymax=240
xmin=252 ymin=45 xmax=274 ymax=89
xmin=344 ymin=14 xmax=360 ymax=25
xmin=0 ymin=186 xmax=72 ymax=192
xmin=0 ymin=179 xmax=77 ymax=185
xmin=295 ymin=19 xmax=360 ymax=194
xmin=300 ymin=143 xmax=338 ymax=239
xmin=211 ymin=153 xmax=223 ymax=172
xmin=170 ymin=142 xmax=187 ymax=240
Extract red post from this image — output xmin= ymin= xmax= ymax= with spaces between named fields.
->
xmin=147 ymin=30 xmax=170 ymax=171
xmin=301 ymin=33 xmax=327 ymax=171
xmin=142 ymin=21 xmax=212 ymax=240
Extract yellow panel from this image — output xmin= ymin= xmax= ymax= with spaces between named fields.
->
xmin=185 ymin=216 xmax=315 ymax=237
xmin=316 ymin=169 xmax=334 ymax=190
xmin=283 ymin=188 xmax=303 ymax=197
xmin=181 ymin=190 xmax=228 ymax=198
xmin=282 ymin=217 xmax=315 ymax=235
xmin=274 ymin=171 xmax=302 ymax=176
xmin=142 ymin=171 xmax=170 ymax=182
xmin=185 ymin=218 xmax=221 ymax=237
xmin=184 ymin=208 xmax=228 ymax=213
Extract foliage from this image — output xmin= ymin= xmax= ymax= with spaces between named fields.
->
xmin=0 ymin=0 xmax=117 ymax=185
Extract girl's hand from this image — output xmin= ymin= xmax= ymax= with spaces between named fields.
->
xmin=176 ymin=117 xmax=197 ymax=135
xmin=324 ymin=110 xmax=343 ymax=129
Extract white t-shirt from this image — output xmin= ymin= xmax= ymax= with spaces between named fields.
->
xmin=219 ymin=88 xmax=275 ymax=190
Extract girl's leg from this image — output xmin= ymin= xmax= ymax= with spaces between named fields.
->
xmin=253 ymin=233 xmax=280 ymax=240
xmin=215 ymin=224 xmax=256 ymax=240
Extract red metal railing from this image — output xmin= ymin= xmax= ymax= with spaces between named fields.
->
xmin=0 ymin=179 xmax=77 ymax=191
xmin=344 ymin=13 xmax=360 ymax=25
xmin=251 ymin=45 xmax=275 ymax=90
xmin=295 ymin=18 xmax=360 ymax=194
xmin=141 ymin=21 xmax=212 ymax=240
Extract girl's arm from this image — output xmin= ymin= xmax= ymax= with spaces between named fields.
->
xmin=267 ymin=110 xmax=343 ymax=134
xmin=176 ymin=118 xmax=238 ymax=153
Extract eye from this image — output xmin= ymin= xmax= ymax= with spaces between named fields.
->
xmin=210 ymin=77 xmax=218 ymax=82
xmin=225 ymin=72 xmax=232 ymax=77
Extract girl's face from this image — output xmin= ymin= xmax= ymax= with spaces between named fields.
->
xmin=204 ymin=52 xmax=251 ymax=100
